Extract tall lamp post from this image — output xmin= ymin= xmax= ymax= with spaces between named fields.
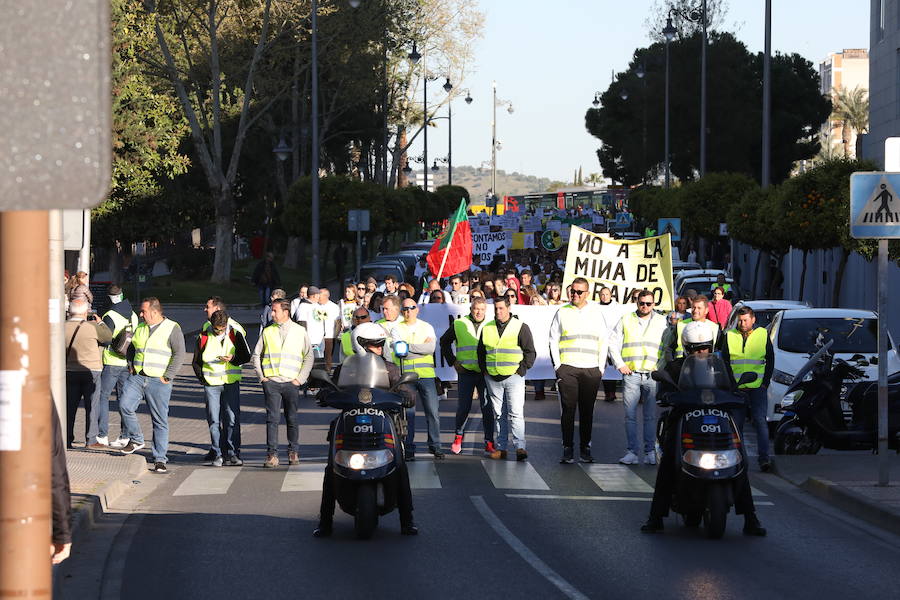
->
xmin=673 ymin=1 xmax=707 ymax=177
xmin=429 ymin=83 xmax=470 ymax=187
xmin=491 ymin=81 xmax=514 ymax=200
xmin=311 ymin=0 xmax=321 ymax=284
xmin=663 ymin=16 xmax=677 ymax=189
xmin=761 ymin=0 xmax=772 ymax=188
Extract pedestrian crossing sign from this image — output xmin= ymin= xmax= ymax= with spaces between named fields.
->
xmin=657 ymin=218 xmax=681 ymax=242
xmin=850 ymin=172 xmax=900 ymax=239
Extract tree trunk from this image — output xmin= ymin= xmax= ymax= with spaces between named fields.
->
xmin=832 ymin=247 xmax=850 ymax=307
xmin=798 ymin=249 xmax=808 ymax=301
xmin=841 ymin=122 xmax=851 ymax=159
xmin=108 ymin=243 xmax=123 ymax=285
xmin=752 ymin=248 xmax=764 ymax=298
xmin=211 ymin=187 xmax=235 ymax=283
xmin=283 ymin=235 xmax=302 ymax=270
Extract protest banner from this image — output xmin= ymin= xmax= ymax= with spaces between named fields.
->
xmin=472 ymin=228 xmax=509 ymax=263
xmin=561 ymin=225 xmax=675 ymax=311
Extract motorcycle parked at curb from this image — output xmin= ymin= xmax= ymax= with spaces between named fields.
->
xmin=311 ymin=351 xmax=418 ymax=539
xmin=773 ymin=340 xmax=900 ymax=455
xmin=652 ymin=354 xmax=756 ymax=539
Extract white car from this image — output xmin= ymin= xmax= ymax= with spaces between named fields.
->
xmin=724 ymin=300 xmax=812 ymax=331
xmin=766 ymin=308 xmax=900 ymax=428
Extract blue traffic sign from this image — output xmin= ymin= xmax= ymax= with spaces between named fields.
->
xmin=850 ymin=172 xmax=900 ymax=239
xmin=657 ymin=217 xmax=682 ymax=242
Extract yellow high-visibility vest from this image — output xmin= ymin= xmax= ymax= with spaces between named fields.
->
xmin=340 ymin=330 xmax=353 ymax=358
xmin=620 ymin=312 xmax=667 ymax=373
xmin=726 ymin=328 xmax=767 ymax=389
xmin=557 ymin=304 xmax=605 ymax=366
xmin=393 ymin=321 xmax=436 ymax=378
xmin=201 ymin=330 xmax=242 ymax=385
xmin=261 ymin=323 xmax=307 ymax=380
xmin=481 ymin=318 xmax=524 ymax=377
xmin=453 ymin=317 xmax=483 ymax=372
xmin=102 ymin=309 xmax=138 ymax=367
xmin=132 ymin=319 xmax=178 ymax=377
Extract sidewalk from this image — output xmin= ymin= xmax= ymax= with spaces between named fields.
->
xmin=774 ymin=454 xmax=900 ymax=536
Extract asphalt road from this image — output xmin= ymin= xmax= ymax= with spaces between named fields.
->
xmin=58 ymin=374 xmax=900 ymax=600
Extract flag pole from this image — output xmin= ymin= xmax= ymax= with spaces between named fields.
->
xmin=435 ymin=222 xmax=454 ymax=281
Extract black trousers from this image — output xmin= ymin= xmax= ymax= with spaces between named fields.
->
xmin=602 ymin=379 xmax=618 ymax=400
xmin=319 ymin=418 xmax=414 ymax=526
xmin=65 ymin=370 xmax=100 ymax=447
xmin=650 ymin=409 xmax=756 ymax=518
xmin=556 ymin=365 xmax=602 ymax=449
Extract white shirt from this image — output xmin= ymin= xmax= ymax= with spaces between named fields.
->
xmin=317 ymin=300 xmax=340 ymax=339
xmin=414 ymin=263 xmax=429 ymax=280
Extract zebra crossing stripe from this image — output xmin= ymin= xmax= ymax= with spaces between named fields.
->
xmin=281 ymin=464 xmax=325 ymax=492
xmin=172 ymin=467 xmax=243 ymax=496
xmin=481 ymin=459 xmax=550 ymax=490
xmin=579 ymin=464 xmax=654 ymax=493
xmin=407 ymin=461 xmax=442 ymax=489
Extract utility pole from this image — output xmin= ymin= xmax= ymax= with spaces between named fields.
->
xmin=761 ymin=0 xmax=772 ymax=188
xmin=311 ymin=0 xmax=321 ymax=285
xmin=699 ymin=0 xmax=708 ymax=177
xmin=491 ymin=81 xmax=497 ymax=198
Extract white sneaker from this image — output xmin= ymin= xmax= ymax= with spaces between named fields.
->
xmin=643 ymin=453 xmax=657 ymax=465
xmin=619 ymin=451 xmax=639 ymax=465
xmin=96 ymin=436 xmax=109 ymax=446
xmin=109 ymin=437 xmax=130 ymax=449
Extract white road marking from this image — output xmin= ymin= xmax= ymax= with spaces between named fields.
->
xmin=471 ymin=496 xmax=590 ymax=600
xmin=281 ymin=463 xmax=325 ymax=492
xmin=506 ymin=494 xmax=773 ymax=506
xmin=751 ymin=487 xmax=767 ymax=497
xmin=481 ymin=460 xmax=550 ymax=490
xmin=407 ymin=461 xmax=442 ymax=489
xmin=172 ymin=467 xmax=242 ymax=496
xmin=580 ymin=464 xmax=654 ymax=493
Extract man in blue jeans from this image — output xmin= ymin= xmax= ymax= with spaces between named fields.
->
xmin=193 ymin=308 xmax=251 ymax=466
xmin=609 ymin=290 xmax=672 ymax=465
xmin=94 ymin=285 xmax=138 ymax=450
xmin=118 ymin=298 xmax=187 ymax=474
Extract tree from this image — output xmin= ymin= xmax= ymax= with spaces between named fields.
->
xmin=832 ymin=86 xmax=869 ymax=158
xmin=585 ymin=33 xmax=830 ymax=186
xmin=142 ymin=0 xmax=280 ymax=283
xmin=644 ymin=0 xmax=731 ymax=41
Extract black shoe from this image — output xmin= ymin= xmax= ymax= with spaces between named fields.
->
xmin=150 ymin=462 xmax=168 ymax=474
xmin=401 ymin=522 xmax=419 ymax=536
xmin=404 ymin=449 xmax=416 ymax=462
xmin=227 ymin=455 xmax=243 ymax=466
xmin=202 ymin=449 xmax=216 ymax=463
xmin=560 ymin=446 xmax=575 ymax=464
xmin=430 ymin=447 xmax=445 ymax=459
xmin=743 ymin=513 xmax=767 ymax=536
xmin=313 ymin=521 xmax=333 ymax=538
xmin=759 ymin=458 xmax=773 ymax=473
xmin=604 ymin=395 xmax=616 ymax=403
xmin=579 ymin=447 xmax=594 ymax=463
xmin=640 ymin=516 xmax=664 ymax=533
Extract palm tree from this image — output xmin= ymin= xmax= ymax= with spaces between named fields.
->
xmin=831 ymin=86 xmax=869 ymax=158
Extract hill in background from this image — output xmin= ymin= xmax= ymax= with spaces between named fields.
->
xmin=427 ymin=165 xmax=561 ymax=200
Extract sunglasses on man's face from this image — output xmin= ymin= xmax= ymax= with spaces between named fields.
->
xmin=401 ymin=306 xmax=417 ymax=312
xmin=639 ymin=301 xmax=654 ymax=307
xmin=353 ymin=314 xmax=369 ymax=320
xmin=570 ymin=289 xmax=587 ymax=296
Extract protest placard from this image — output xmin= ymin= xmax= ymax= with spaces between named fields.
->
xmin=472 ymin=229 xmax=509 ymax=263
xmin=561 ymin=225 xmax=675 ymax=310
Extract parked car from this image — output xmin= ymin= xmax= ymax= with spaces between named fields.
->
xmin=766 ymin=308 xmax=900 ymax=429
xmin=672 ymin=261 xmax=702 ymax=275
xmin=400 ymin=241 xmax=434 ymax=252
xmin=350 ymin=261 xmax=406 ymax=288
xmin=673 ymin=269 xmax=728 ymax=289
xmin=723 ymin=300 xmax=812 ymax=331
xmin=676 ymin=275 xmax=743 ymax=301
xmin=374 ymin=253 xmax=418 ymax=279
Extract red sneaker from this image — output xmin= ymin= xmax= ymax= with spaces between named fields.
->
xmin=484 ymin=441 xmax=496 ymax=454
xmin=451 ymin=434 xmax=464 ymax=455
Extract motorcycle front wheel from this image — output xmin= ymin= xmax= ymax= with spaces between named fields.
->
xmin=354 ymin=483 xmax=379 ymax=540
xmin=703 ymin=484 xmax=728 ymax=540
xmin=774 ymin=419 xmax=821 ymax=455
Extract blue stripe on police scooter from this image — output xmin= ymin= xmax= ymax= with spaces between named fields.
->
xmin=281 ymin=464 xmax=325 ymax=492
xmin=480 ymin=460 xmax=551 ymax=490
xmin=172 ymin=467 xmax=243 ymax=496
xmin=407 ymin=461 xmax=442 ymax=489
xmin=579 ymin=464 xmax=654 ymax=493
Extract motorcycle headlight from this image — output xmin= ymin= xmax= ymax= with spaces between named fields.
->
xmin=334 ymin=449 xmax=394 ymax=470
xmin=772 ymin=369 xmax=794 ymax=386
xmin=683 ymin=449 xmax=742 ymax=470
xmin=780 ymin=390 xmax=803 ymax=408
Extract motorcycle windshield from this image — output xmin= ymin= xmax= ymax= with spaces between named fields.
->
xmin=336 ymin=353 xmax=391 ymax=390
xmin=678 ymin=354 xmax=732 ymax=391
xmin=785 ymin=340 xmax=834 ymax=395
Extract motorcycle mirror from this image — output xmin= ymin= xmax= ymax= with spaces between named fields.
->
xmin=651 ymin=369 xmax=678 ymax=390
xmin=737 ymin=372 xmax=757 ymax=387
xmin=391 ymin=371 xmax=419 ymax=391
xmin=310 ymin=368 xmax=339 ymax=391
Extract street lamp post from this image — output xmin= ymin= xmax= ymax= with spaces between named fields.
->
xmin=762 ymin=0 xmax=772 ymax=188
xmin=311 ymin=0 xmax=321 ymax=284
xmin=491 ymin=82 xmax=513 ymax=200
xmin=663 ymin=16 xmax=677 ymax=189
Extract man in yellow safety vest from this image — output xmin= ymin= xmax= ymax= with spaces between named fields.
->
xmin=193 ymin=307 xmax=251 ymax=466
xmin=118 ymin=297 xmax=186 ymax=474
xmin=252 ymin=298 xmax=315 ymax=468
xmin=394 ymin=298 xmax=442 ymax=459
xmin=721 ymin=306 xmax=774 ymax=471
xmin=609 ymin=289 xmax=671 ymax=466
xmin=478 ymin=296 xmax=537 ymax=461
xmin=98 ymin=285 xmax=139 ymax=450
xmin=338 ymin=308 xmax=372 ymax=362
xmin=440 ymin=297 xmax=494 ymax=455
xmin=671 ymin=295 xmax=720 ymax=359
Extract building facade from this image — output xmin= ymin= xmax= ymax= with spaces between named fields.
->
xmin=864 ymin=0 xmax=900 ymax=166
xmin=820 ymin=49 xmax=869 ymax=159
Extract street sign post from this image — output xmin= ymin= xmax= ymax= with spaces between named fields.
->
xmin=348 ymin=210 xmax=371 ymax=281
xmin=850 ymin=171 xmax=900 ymax=486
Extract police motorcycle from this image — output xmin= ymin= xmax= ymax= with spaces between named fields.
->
xmin=310 ymin=338 xmax=417 ymax=539
xmin=652 ymin=354 xmax=757 ymax=539
xmin=774 ymin=340 xmax=900 ymax=454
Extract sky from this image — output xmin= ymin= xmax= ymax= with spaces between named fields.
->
xmin=405 ymin=0 xmax=871 ymax=186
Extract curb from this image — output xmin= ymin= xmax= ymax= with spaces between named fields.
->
xmin=68 ymin=454 xmax=147 ymax=546
xmin=800 ymin=476 xmax=900 ymax=537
